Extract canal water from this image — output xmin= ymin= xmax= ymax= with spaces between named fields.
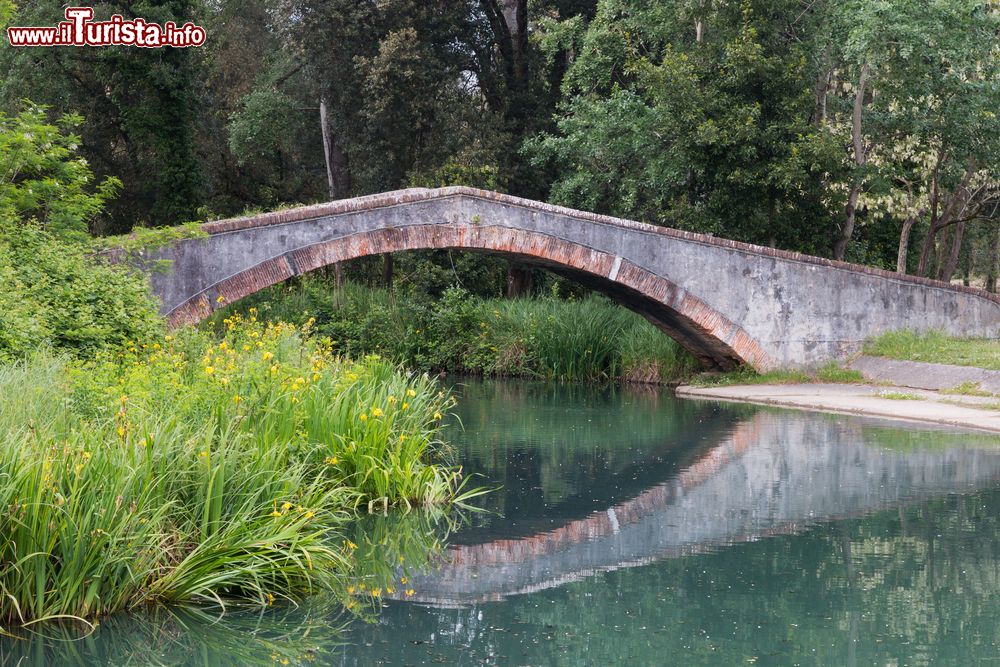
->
xmin=4 ymin=378 xmax=1000 ymax=665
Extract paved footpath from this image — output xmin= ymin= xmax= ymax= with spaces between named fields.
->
xmin=848 ymin=355 xmax=1000 ymax=393
xmin=676 ymin=383 xmax=1000 ymax=434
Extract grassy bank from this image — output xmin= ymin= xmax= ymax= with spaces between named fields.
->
xmin=211 ymin=280 xmax=700 ymax=384
xmin=687 ymin=363 xmax=865 ymax=387
xmin=0 ymin=315 xmax=473 ymax=633
xmin=864 ymin=330 xmax=1000 ymax=370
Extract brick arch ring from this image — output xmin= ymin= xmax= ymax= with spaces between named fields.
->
xmin=165 ymin=223 xmax=773 ymax=371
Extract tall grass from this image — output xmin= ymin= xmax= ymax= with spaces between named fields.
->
xmin=0 ymin=315 xmax=468 ymax=631
xmin=212 ymin=280 xmax=700 ymax=384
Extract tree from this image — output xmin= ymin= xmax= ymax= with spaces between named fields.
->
xmin=531 ymin=0 xmax=840 ymax=252
xmin=0 ymin=0 xmax=208 ymax=231
xmin=820 ymin=0 xmax=1000 ymax=271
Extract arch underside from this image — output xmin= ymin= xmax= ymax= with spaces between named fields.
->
xmin=166 ymin=223 xmax=772 ymax=371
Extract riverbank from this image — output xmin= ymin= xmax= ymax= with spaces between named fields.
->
xmin=677 ymin=383 xmax=1000 ymax=433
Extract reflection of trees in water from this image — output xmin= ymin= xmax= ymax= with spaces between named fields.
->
xmin=446 ymin=378 xmax=754 ymax=538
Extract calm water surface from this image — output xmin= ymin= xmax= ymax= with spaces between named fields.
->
xmin=5 ymin=379 xmax=1000 ymax=666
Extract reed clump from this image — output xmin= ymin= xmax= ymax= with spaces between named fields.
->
xmin=0 ymin=312 xmax=469 ymax=631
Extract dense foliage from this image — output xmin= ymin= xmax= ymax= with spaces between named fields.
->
xmin=0 ymin=107 xmax=163 ymax=361
xmin=0 ymin=316 xmax=468 ymax=630
xmin=211 ymin=279 xmax=699 ymax=384
xmin=3 ymin=0 xmax=998 ymax=287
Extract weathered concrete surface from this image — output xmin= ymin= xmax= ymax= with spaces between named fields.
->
xmin=395 ymin=412 xmax=1000 ymax=606
xmin=137 ymin=187 xmax=1000 ymax=370
xmin=676 ymin=383 xmax=1000 ymax=432
xmin=849 ymin=355 xmax=1000 ymax=393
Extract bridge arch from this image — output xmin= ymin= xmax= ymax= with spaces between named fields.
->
xmin=163 ymin=221 xmax=768 ymax=371
xmin=137 ymin=187 xmax=1000 ymax=371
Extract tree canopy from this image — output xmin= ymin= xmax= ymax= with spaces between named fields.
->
xmin=2 ymin=0 xmax=998 ymax=287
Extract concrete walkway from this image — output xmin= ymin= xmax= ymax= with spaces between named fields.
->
xmin=676 ymin=383 xmax=1000 ymax=433
xmin=849 ymin=355 xmax=1000 ymax=393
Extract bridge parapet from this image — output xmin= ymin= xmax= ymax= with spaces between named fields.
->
xmin=136 ymin=187 xmax=1000 ymax=370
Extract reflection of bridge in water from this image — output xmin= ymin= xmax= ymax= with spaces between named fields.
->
xmin=402 ymin=414 xmax=1000 ymax=607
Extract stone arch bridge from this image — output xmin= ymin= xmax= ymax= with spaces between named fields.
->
xmin=136 ymin=187 xmax=1000 ymax=370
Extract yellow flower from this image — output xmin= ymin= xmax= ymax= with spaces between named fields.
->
xmin=267 ymin=593 xmax=275 ymax=606
xmin=405 ymin=588 xmax=415 ymax=596
xmin=304 ymin=510 xmax=315 ymax=519
xmin=371 ymin=407 xmax=383 ymax=418
xmin=233 ymin=395 xmax=241 ymax=403
xmin=199 ymin=450 xmax=209 ymax=458
xmin=433 ymin=412 xmax=443 ymax=420
xmin=242 ymin=344 xmax=251 ymax=351
xmin=262 ymin=351 xmax=274 ymax=361
xmin=402 ymin=402 xmax=409 ymax=410
xmin=359 ymin=413 xmax=368 ymax=421
xmin=387 ymin=395 xmax=397 ymax=404
xmin=386 ymin=586 xmax=394 ymax=594
xmin=281 ymin=501 xmax=293 ymax=512
xmin=164 ymin=335 xmax=172 ymax=342
xmin=325 ymin=456 xmax=339 ymax=465
xmin=216 ymin=295 xmax=226 ymax=304
xmin=371 ymin=588 xmax=381 ymax=597
xmin=400 ymin=577 xmax=407 ymax=584
xmin=406 ymin=389 xmax=416 ymax=398
xmin=347 ymin=585 xmax=355 ymax=595
xmin=204 ymin=366 xmax=215 ymax=375
xmin=270 ymin=509 xmax=282 ymax=518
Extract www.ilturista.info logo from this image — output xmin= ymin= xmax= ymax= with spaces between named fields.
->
xmin=6 ymin=7 xmax=205 ymax=47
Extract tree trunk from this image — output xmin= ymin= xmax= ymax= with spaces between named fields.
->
xmin=382 ymin=254 xmax=394 ymax=289
xmin=937 ymin=218 xmax=966 ymax=283
xmin=986 ymin=225 xmax=1000 ymax=293
xmin=895 ymin=209 xmax=925 ymax=274
xmin=320 ymin=97 xmax=350 ymax=287
xmin=917 ymin=159 xmax=977 ymax=277
xmin=813 ymin=44 xmax=832 ymax=127
xmin=694 ymin=0 xmax=710 ymax=43
xmin=506 ymin=265 xmax=532 ymax=298
xmin=834 ymin=63 xmax=869 ymax=261
xmin=501 ymin=0 xmax=528 ymax=88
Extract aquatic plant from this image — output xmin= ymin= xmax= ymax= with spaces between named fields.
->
xmin=0 ymin=314 xmax=471 ymax=631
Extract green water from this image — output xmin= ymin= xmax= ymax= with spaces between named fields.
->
xmin=4 ymin=379 xmax=1000 ymax=666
